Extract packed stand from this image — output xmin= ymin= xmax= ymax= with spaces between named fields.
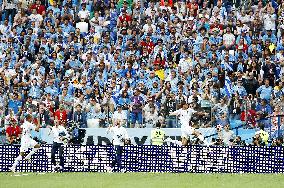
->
xmin=0 ymin=0 xmax=284 ymax=144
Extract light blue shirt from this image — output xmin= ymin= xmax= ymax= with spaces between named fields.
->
xmin=256 ymin=85 xmax=273 ymax=100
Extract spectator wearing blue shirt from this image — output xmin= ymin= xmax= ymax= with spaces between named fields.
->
xmin=28 ymin=79 xmax=42 ymax=99
xmin=68 ymin=103 xmax=87 ymax=128
xmin=255 ymin=99 xmax=272 ymax=127
xmin=232 ymin=80 xmax=247 ymax=98
xmin=44 ymin=79 xmax=59 ymax=97
xmin=8 ymin=93 xmax=22 ymax=115
xmin=256 ymin=79 xmax=273 ymax=101
xmin=262 ymin=30 xmax=277 ymax=44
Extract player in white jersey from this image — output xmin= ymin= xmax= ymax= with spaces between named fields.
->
xmin=10 ymin=114 xmax=41 ymax=172
xmin=106 ymin=120 xmax=130 ymax=173
xmin=50 ymin=124 xmax=70 ymax=172
xmin=169 ymin=101 xmax=207 ymax=146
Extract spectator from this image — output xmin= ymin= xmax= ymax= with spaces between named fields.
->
xmin=8 ymin=93 xmax=22 ymax=116
xmin=212 ymin=97 xmax=229 ymax=125
xmin=112 ymin=105 xmax=127 ymax=126
xmin=86 ymin=98 xmax=104 ymax=128
xmin=2 ymin=0 xmax=17 ymax=23
xmin=69 ymin=103 xmax=87 ymax=128
xmin=6 ymin=118 xmax=21 ymax=144
xmin=256 ymin=79 xmax=273 ymax=101
xmin=255 ymin=98 xmax=272 ymax=127
xmin=0 ymin=0 xmax=283 ymax=147
xmin=54 ymin=104 xmax=68 ymax=127
xmin=244 ymin=72 xmax=259 ymax=96
xmin=221 ymin=123 xmax=235 ymax=146
xmin=162 ymin=93 xmax=177 ymax=128
xmin=130 ymin=89 xmax=144 ymax=128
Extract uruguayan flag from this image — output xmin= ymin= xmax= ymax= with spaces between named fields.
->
xmin=224 ymin=76 xmax=233 ymax=98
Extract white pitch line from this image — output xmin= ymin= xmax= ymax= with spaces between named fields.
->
xmin=37 ymin=173 xmax=46 ymax=175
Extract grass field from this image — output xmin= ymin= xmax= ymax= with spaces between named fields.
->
xmin=1 ymin=172 xmax=284 ymax=188
xmin=0 ymin=173 xmax=284 ymax=188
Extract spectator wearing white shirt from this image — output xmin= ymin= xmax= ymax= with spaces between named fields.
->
xmin=0 ymin=19 xmax=11 ymax=36
xmin=262 ymin=5 xmax=277 ymax=32
xmin=144 ymin=1 xmax=156 ymax=17
xmin=2 ymin=0 xmax=17 ymax=23
xmin=220 ymin=123 xmax=235 ymax=146
xmin=112 ymin=105 xmax=127 ymax=127
xmin=178 ymin=51 xmax=193 ymax=73
xmin=142 ymin=17 xmax=156 ymax=34
xmin=143 ymin=99 xmax=159 ymax=128
xmin=28 ymin=9 xmax=43 ymax=28
xmin=78 ymin=3 xmax=90 ymax=21
xmin=222 ymin=27 xmax=236 ymax=50
xmin=165 ymin=70 xmax=179 ymax=88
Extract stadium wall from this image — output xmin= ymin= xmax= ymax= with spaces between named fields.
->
xmin=1 ymin=145 xmax=284 ymax=173
xmin=0 ymin=128 xmax=257 ymax=144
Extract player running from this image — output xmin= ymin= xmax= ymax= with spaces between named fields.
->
xmin=10 ymin=114 xmax=41 ymax=172
xmin=106 ymin=120 xmax=130 ymax=173
xmin=168 ymin=101 xmax=208 ymax=146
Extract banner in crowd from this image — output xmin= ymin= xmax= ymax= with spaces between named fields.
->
xmin=1 ymin=145 xmax=283 ymax=173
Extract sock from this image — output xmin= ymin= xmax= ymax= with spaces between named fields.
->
xmin=25 ymin=148 xmax=39 ymax=160
xmin=12 ymin=155 xmax=22 ymax=169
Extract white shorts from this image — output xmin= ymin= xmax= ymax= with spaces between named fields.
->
xmin=20 ymin=138 xmax=38 ymax=152
xmin=181 ymin=126 xmax=195 ymax=139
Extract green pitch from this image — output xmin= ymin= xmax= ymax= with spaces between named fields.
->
xmin=1 ymin=172 xmax=284 ymax=188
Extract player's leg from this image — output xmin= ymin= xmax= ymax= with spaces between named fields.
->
xmin=10 ymin=152 xmax=25 ymax=172
xmin=110 ymin=146 xmax=118 ymax=170
xmin=24 ymin=141 xmax=41 ymax=160
xmin=116 ymin=146 xmax=123 ymax=172
xmin=181 ymin=127 xmax=190 ymax=146
xmin=51 ymin=142 xmax=59 ymax=170
xmin=58 ymin=144 xmax=64 ymax=170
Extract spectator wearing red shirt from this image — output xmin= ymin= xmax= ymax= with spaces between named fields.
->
xmin=210 ymin=20 xmax=224 ymax=34
xmin=140 ymin=34 xmax=155 ymax=54
xmin=30 ymin=0 xmax=46 ymax=15
xmin=118 ymin=9 xmax=132 ymax=28
xmin=6 ymin=119 xmax=21 ymax=144
xmin=54 ymin=104 xmax=68 ymax=127
xmin=187 ymin=0 xmax=198 ymax=17
xmin=153 ymin=55 xmax=165 ymax=67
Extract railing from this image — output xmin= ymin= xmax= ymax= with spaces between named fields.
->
xmin=1 ymin=145 xmax=284 ymax=173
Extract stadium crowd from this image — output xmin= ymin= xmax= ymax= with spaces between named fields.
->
xmin=1 ymin=0 xmax=284 ymax=145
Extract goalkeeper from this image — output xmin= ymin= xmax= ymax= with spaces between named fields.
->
xmin=50 ymin=122 xmax=70 ymax=172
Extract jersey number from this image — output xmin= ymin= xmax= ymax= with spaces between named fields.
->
xmin=156 ymin=131 xmax=162 ymax=136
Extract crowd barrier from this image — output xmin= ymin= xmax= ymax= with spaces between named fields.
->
xmin=1 ymin=145 xmax=284 ymax=173
xmin=0 ymin=128 xmax=257 ymax=145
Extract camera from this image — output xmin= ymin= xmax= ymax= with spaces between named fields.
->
xmin=67 ymin=120 xmax=86 ymax=145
